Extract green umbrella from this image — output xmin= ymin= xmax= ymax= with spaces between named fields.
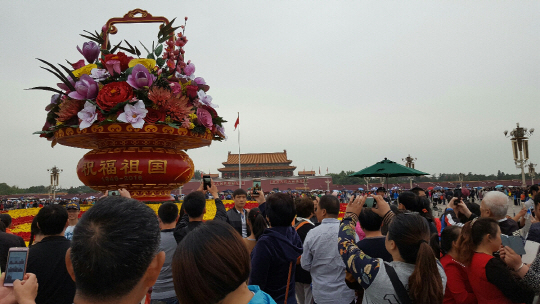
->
xmin=349 ymin=158 xmax=429 ymax=189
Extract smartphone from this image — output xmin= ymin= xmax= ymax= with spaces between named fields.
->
xmin=108 ymin=190 xmax=119 ymax=196
xmin=364 ymin=197 xmax=376 ymax=208
xmin=203 ymin=175 xmax=211 ymax=190
xmin=3 ymin=247 xmax=29 ymax=286
xmin=252 ymin=178 xmax=261 ymax=195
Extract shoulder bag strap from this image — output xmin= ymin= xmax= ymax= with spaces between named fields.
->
xmin=284 ymin=261 xmax=293 ymax=303
xmin=385 ymin=263 xmax=413 ymax=304
xmin=294 ymin=220 xmax=309 ymax=231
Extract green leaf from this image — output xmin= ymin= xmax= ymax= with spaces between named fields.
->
xmin=156 ymin=58 xmax=165 ymax=68
xmin=37 ymin=58 xmax=75 ymax=91
xmin=166 ymin=123 xmax=180 ymax=129
xmin=154 ymin=44 xmax=163 ymax=57
xmin=58 ymin=64 xmax=78 ymax=81
xmin=124 ymin=67 xmax=134 ymax=75
xmin=147 ymin=53 xmax=156 ymax=60
xmin=110 ymin=41 xmax=123 ymax=54
xmin=33 ymin=130 xmax=53 ymax=135
xmin=27 ymin=86 xmax=65 ymax=95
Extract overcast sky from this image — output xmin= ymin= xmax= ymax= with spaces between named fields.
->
xmin=1 ymin=1 xmax=539 ymax=188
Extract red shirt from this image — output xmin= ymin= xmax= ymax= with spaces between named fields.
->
xmin=440 ymin=254 xmax=476 ymax=304
xmin=467 ymin=253 xmax=523 ymax=304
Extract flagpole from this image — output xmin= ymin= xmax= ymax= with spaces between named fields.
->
xmin=238 ymin=112 xmax=241 ymax=189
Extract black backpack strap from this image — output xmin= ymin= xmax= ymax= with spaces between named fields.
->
xmin=385 ymin=263 xmax=413 ymax=304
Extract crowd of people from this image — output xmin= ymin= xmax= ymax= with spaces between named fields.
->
xmin=2 ymin=180 xmax=540 ymax=303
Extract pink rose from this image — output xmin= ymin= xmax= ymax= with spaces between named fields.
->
xmin=169 ymin=82 xmax=182 ymax=95
xmin=196 ymin=107 xmax=213 ymax=128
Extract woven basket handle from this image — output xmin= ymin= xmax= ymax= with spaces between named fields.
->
xmin=101 ymin=9 xmax=170 ymax=50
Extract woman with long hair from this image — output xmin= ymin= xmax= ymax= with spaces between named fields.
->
xmin=244 ymin=208 xmax=268 ymax=254
xmin=172 ymin=220 xmax=276 ymax=304
xmin=440 ymin=226 xmax=476 ymax=304
xmin=339 ymin=195 xmax=446 ymax=303
xmin=455 ymin=218 xmax=534 ymax=303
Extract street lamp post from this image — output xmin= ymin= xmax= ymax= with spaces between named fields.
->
xmin=504 ymin=123 xmax=534 ymax=187
xmin=402 ymin=154 xmax=417 ymax=190
xmin=303 ymin=176 xmax=308 ymax=192
xmin=529 ymin=163 xmax=537 ymax=186
xmin=325 ymin=178 xmax=331 ymax=192
xmin=47 ymin=166 xmax=62 ymax=200
xmin=364 ymin=177 xmax=370 ymax=190
xmin=458 ymin=173 xmax=464 ymax=188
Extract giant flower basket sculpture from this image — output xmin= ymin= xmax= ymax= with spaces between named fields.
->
xmin=32 ymin=9 xmax=226 ymax=201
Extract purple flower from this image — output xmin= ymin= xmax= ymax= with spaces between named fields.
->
xmin=184 ymin=63 xmax=195 ymax=76
xmin=196 ymin=107 xmax=213 ymax=129
xmin=89 ymin=69 xmax=110 ymax=82
xmin=217 ymin=125 xmax=227 ymax=140
xmin=197 ymin=90 xmax=218 ymax=108
xmin=194 ymin=77 xmax=206 ymax=85
xmin=68 ymin=74 xmax=98 ymax=100
xmin=77 ymin=41 xmax=100 ymax=64
xmin=127 ymin=64 xmax=156 ymax=89
xmin=57 ymin=76 xmax=75 ymax=92
xmin=77 ymin=101 xmax=98 ymax=130
xmin=117 ymin=100 xmax=148 ymax=129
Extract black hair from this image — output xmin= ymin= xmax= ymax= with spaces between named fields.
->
xmin=377 ymin=187 xmax=386 ymax=193
xmin=530 ymin=185 xmax=539 ymax=196
xmin=440 ymin=225 xmax=462 ymax=255
xmin=387 ymin=213 xmax=443 ymax=303
xmin=233 ymin=189 xmax=247 ymax=198
xmin=399 ymin=192 xmax=433 ymax=220
xmin=358 ymin=208 xmax=382 ymax=231
xmin=70 ymin=196 xmax=160 ymax=301
xmin=248 ymin=208 xmax=267 ymax=240
xmin=534 ymin=193 xmax=540 ymax=208
xmin=266 ymin=193 xmax=296 ymax=227
xmin=172 ymin=221 xmax=250 ymax=304
xmin=29 ymin=216 xmax=42 ymax=246
xmin=184 ymin=191 xmax=206 ymax=218
xmin=35 ymin=205 xmax=68 ymax=235
xmin=0 ymin=214 xmax=12 ymax=228
xmin=318 ymin=195 xmax=340 ymax=216
xmin=295 ymin=197 xmax=315 ymax=218
xmin=457 ymin=202 xmax=481 ymax=223
xmin=0 ymin=221 xmax=5 ymax=233
xmin=158 ymin=202 xmax=179 ymax=224
xmin=410 ymin=187 xmax=425 ymax=196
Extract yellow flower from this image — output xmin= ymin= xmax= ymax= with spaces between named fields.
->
xmin=128 ymin=59 xmax=156 ymax=71
xmin=11 ymin=223 xmax=32 ymax=233
xmin=188 ymin=114 xmax=197 ymax=120
xmin=206 ymin=129 xmax=211 ymax=133
xmin=165 ymin=116 xmax=172 ymax=123
xmin=189 ymin=123 xmax=195 ymax=129
xmin=56 ymin=121 xmax=64 ymax=126
xmin=72 ymin=64 xmax=97 ymax=78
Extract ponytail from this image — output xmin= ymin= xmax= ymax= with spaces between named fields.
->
xmin=388 ymin=214 xmax=443 ymax=303
xmin=456 ymin=217 xmax=498 ymax=266
xmin=248 ymin=208 xmax=268 ymax=240
xmin=409 ymin=240 xmax=444 ymax=303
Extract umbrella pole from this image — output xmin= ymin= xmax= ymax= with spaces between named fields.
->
xmin=386 ymin=176 xmax=389 ymax=191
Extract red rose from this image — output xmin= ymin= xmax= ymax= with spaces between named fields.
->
xmin=96 ymin=82 xmax=134 ymax=111
xmin=101 ymin=52 xmax=133 ymax=72
xmin=186 ymin=85 xmax=199 ymax=99
xmin=144 ymin=108 xmax=166 ymax=124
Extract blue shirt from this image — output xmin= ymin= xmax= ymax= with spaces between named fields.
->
xmin=248 ymin=285 xmax=277 ymax=304
xmin=301 ymin=218 xmax=355 ymax=304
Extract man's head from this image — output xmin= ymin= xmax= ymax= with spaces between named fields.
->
xmin=232 ymin=189 xmax=247 ymax=210
xmin=67 ymin=196 xmax=164 ymax=302
xmin=266 ymin=193 xmax=296 ymax=227
xmin=295 ymin=197 xmax=315 ymax=219
xmin=158 ymin=202 xmax=179 ymax=225
xmin=35 ymin=205 xmax=68 ymax=236
xmin=184 ymin=192 xmax=206 ymax=219
xmin=410 ymin=187 xmax=426 ymax=197
xmin=376 ymin=187 xmax=386 ymax=196
xmin=358 ymin=208 xmax=383 ymax=232
xmin=66 ymin=201 xmax=80 ymax=221
xmin=480 ymin=191 xmax=509 ymax=219
xmin=0 ymin=214 xmax=12 ymax=229
xmin=315 ymin=195 xmax=340 ymax=222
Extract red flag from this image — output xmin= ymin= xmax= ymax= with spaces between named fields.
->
xmin=234 ymin=114 xmax=239 ymax=130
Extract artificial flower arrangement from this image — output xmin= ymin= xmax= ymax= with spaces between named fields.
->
xmin=33 ymin=17 xmax=226 ymax=144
